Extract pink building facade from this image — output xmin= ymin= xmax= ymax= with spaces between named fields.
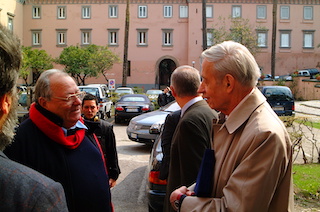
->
xmin=4 ymin=0 xmax=320 ymax=90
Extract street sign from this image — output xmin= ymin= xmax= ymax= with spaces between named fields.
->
xmin=109 ymin=79 xmax=115 ymax=90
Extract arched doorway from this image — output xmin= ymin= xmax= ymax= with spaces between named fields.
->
xmin=158 ymin=59 xmax=177 ymax=89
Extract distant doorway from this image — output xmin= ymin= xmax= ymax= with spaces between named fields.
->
xmin=158 ymin=59 xmax=176 ymax=89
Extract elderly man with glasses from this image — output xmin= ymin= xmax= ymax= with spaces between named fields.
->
xmin=5 ymin=69 xmax=113 ymax=212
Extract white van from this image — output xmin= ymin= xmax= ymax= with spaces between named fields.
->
xmin=79 ymin=84 xmax=113 ymax=119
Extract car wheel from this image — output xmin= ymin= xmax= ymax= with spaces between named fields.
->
xmin=107 ymin=111 xmax=111 ymax=118
xmin=115 ymin=116 xmax=121 ymax=123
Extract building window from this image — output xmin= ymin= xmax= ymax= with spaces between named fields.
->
xmin=280 ymin=6 xmax=290 ymax=20
xmin=162 ymin=29 xmax=173 ymax=46
xmin=31 ymin=30 xmax=41 ymax=46
xmin=109 ymin=5 xmax=118 ymax=18
xmin=256 ymin=30 xmax=268 ymax=48
xmin=303 ymin=6 xmax=313 ymax=20
xmin=57 ymin=6 xmax=66 ymax=19
xmin=279 ymin=30 xmax=291 ymax=48
xmin=303 ymin=30 xmax=314 ymax=48
xmin=56 ymin=29 xmax=67 ymax=46
xmin=81 ymin=30 xmax=91 ymax=45
xmin=206 ymin=5 xmax=213 ymax=18
xmin=179 ymin=6 xmax=188 ymax=18
xmin=257 ymin=5 xmax=266 ymax=19
xmin=138 ymin=6 xmax=147 ymax=18
xmin=207 ymin=29 xmax=214 ymax=47
xmin=232 ymin=5 xmax=241 ymax=18
xmin=108 ymin=29 xmax=119 ymax=46
xmin=32 ymin=6 xmax=41 ymax=19
xmin=164 ymin=5 xmax=172 ymax=18
xmin=137 ymin=29 xmax=148 ymax=46
xmin=7 ymin=17 xmax=13 ymax=32
xmin=82 ymin=6 xmax=91 ymax=19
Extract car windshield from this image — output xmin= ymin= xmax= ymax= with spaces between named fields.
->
xmin=121 ymin=96 xmax=146 ymax=102
xmin=146 ymin=90 xmax=162 ymax=95
xmin=116 ymin=89 xmax=132 ymax=93
xmin=264 ymin=88 xmax=294 ymax=101
xmin=79 ymin=87 xmax=99 ymax=96
xmin=161 ymin=101 xmax=180 ymax=112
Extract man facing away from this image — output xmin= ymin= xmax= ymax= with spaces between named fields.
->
xmin=170 ymin=41 xmax=294 ymax=212
xmin=5 ymin=69 xmax=113 ymax=212
xmin=0 ymin=24 xmax=68 ymax=211
xmin=81 ymin=93 xmax=121 ymax=188
xmin=164 ymin=65 xmax=218 ymax=212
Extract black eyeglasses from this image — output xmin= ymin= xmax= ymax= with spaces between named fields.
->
xmin=52 ymin=91 xmax=86 ymax=102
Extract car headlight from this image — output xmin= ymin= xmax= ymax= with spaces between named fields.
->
xmin=149 ymin=122 xmax=164 ymax=134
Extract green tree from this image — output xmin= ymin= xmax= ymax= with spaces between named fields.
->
xmin=209 ymin=16 xmax=259 ymax=55
xmin=88 ymin=46 xmax=120 ymax=84
xmin=20 ymin=46 xmax=53 ymax=85
xmin=56 ymin=45 xmax=98 ymax=85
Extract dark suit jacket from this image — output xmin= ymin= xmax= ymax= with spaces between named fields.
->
xmin=0 ymin=151 xmax=68 ymax=211
xmin=164 ymin=99 xmax=218 ymax=212
xmin=159 ymin=110 xmax=181 ymax=180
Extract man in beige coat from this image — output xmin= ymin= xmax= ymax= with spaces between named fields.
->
xmin=170 ymin=41 xmax=294 ymax=211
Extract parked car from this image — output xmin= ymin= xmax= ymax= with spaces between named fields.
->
xmin=114 ymin=87 xmax=134 ymax=95
xmin=298 ymin=68 xmax=320 ymax=79
xmin=146 ymin=89 xmax=163 ymax=103
xmin=258 ymin=86 xmax=295 ymax=116
xmin=127 ymin=101 xmax=180 ymax=144
xmin=114 ymin=94 xmax=155 ymax=123
xmin=78 ymin=84 xmax=113 ymax=119
xmin=147 ymin=134 xmax=166 ymax=212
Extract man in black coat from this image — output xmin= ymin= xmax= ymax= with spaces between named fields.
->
xmin=81 ymin=93 xmax=121 ymax=188
xmin=164 ymin=65 xmax=218 ymax=212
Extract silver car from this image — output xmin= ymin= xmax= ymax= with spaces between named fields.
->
xmin=126 ymin=101 xmax=180 ymax=144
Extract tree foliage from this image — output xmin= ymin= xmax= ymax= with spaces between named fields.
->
xmin=21 ymin=46 xmax=53 ymax=85
xmin=56 ymin=45 xmax=120 ymax=85
xmin=209 ymin=16 xmax=260 ymax=55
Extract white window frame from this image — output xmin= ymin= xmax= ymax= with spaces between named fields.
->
xmin=108 ymin=29 xmax=119 ymax=46
xmin=138 ymin=5 xmax=147 ymax=18
xmin=57 ymin=6 xmax=66 ymax=19
xmin=303 ymin=6 xmax=313 ymax=20
xmin=232 ymin=5 xmax=241 ymax=18
xmin=256 ymin=30 xmax=268 ymax=48
xmin=303 ymin=30 xmax=314 ymax=48
xmin=81 ymin=30 xmax=91 ymax=45
xmin=279 ymin=30 xmax=291 ymax=48
xmin=56 ymin=29 xmax=67 ymax=46
xmin=32 ymin=6 xmax=41 ymax=19
xmin=179 ymin=5 xmax=188 ymax=18
xmin=82 ymin=6 xmax=91 ymax=19
xmin=31 ymin=30 xmax=41 ymax=46
xmin=257 ymin=5 xmax=267 ymax=19
xmin=164 ymin=5 xmax=172 ymax=18
xmin=137 ymin=29 xmax=148 ymax=46
xmin=109 ymin=5 xmax=118 ymax=18
xmin=162 ymin=29 xmax=173 ymax=46
xmin=7 ymin=16 xmax=14 ymax=32
xmin=206 ymin=5 xmax=213 ymax=18
xmin=207 ymin=29 xmax=214 ymax=47
xmin=280 ymin=6 xmax=290 ymax=20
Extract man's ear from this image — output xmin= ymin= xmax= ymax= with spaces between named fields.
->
xmin=38 ymin=97 xmax=47 ymax=108
xmin=0 ymin=94 xmax=12 ymax=115
xmin=224 ymin=74 xmax=235 ymax=93
xmin=170 ymin=86 xmax=177 ymax=97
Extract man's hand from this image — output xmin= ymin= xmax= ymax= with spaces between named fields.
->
xmin=170 ymin=186 xmax=195 ymax=211
xmin=109 ymin=179 xmax=116 ymax=188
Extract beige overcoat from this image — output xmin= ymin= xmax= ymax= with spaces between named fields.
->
xmin=180 ymin=88 xmax=294 ymax=212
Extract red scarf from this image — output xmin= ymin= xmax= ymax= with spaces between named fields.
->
xmin=29 ymin=103 xmax=85 ymax=149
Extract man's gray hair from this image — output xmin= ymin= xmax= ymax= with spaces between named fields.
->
xmin=170 ymin=65 xmax=201 ymax=97
xmin=34 ymin=69 xmax=70 ymax=102
xmin=202 ymin=40 xmax=261 ymax=87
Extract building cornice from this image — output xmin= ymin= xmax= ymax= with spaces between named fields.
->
xmin=25 ymin=0 xmax=320 ymax=5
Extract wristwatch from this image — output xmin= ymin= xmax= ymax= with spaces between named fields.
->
xmin=172 ymin=194 xmax=187 ymax=211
